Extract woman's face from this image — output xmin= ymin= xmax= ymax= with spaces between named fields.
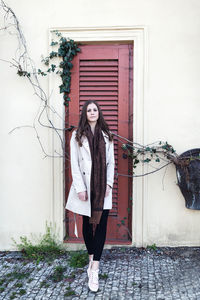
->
xmin=86 ymin=103 xmax=99 ymax=123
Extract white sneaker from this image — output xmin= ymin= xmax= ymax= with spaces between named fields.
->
xmin=87 ymin=259 xmax=93 ymax=277
xmin=88 ymin=269 xmax=99 ymax=292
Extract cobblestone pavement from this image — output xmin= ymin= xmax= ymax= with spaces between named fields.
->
xmin=0 ymin=247 xmax=200 ymax=299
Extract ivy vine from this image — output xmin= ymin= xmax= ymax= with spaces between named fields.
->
xmin=121 ymin=141 xmax=176 ymax=173
xmin=17 ymin=30 xmax=81 ymax=106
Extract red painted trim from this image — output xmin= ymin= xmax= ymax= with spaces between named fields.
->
xmin=64 ymin=239 xmax=132 ymax=245
xmin=65 ymin=44 xmax=133 ymax=244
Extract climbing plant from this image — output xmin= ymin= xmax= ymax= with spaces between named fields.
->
xmin=17 ymin=30 xmax=81 ymax=107
xmin=120 ymin=140 xmax=176 ymax=176
xmin=41 ymin=31 xmax=81 ymax=106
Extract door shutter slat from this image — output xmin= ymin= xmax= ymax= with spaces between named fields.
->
xmin=80 ymin=60 xmax=118 ymax=66
xmin=80 ymin=96 xmax=118 ymax=101
xmin=80 ymin=71 xmax=118 ymax=77
xmin=80 ymin=77 xmax=118 ymax=82
xmin=80 ymin=66 xmax=118 ymax=72
xmin=80 ymin=82 xmax=118 ymax=87
xmin=81 ymin=100 xmax=118 ymax=106
xmin=80 ymin=86 xmax=118 ymax=91
xmin=80 ymin=91 xmax=118 ymax=96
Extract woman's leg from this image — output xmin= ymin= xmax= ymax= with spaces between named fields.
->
xmin=86 ymin=210 xmax=109 ymax=292
xmin=92 ymin=209 xmax=109 ymax=269
xmin=82 ymin=210 xmax=109 ymax=259
xmin=88 ymin=210 xmax=109 ymax=292
xmin=82 ymin=215 xmax=94 ymax=256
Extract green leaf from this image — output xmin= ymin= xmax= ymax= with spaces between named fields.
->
xmin=38 ymin=69 xmax=47 ymax=76
xmin=50 ymin=41 xmax=58 ymax=46
xmin=58 ymin=49 xmax=66 ymax=57
xmin=51 ymin=64 xmax=56 ymax=72
xmin=59 ymin=85 xmax=67 ymax=93
xmin=67 ymin=62 xmax=73 ymax=69
xmin=49 ymin=51 xmax=58 ymax=59
xmin=143 ymin=158 xmax=151 ymax=163
xmin=63 ymin=94 xmax=71 ymax=102
xmin=60 ymin=37 xmax=67 ymax=43
xmin=63 ymin=69 xmax=71 ymax=76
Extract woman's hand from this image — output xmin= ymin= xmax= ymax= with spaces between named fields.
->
xmin=78 ymin=191 xmax=88 ymax=201
xmin=105 ymin=184 xmax=112 ymax=197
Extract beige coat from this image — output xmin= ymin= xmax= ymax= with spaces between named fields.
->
xmin=65 ymin=130 xmax=115 ymax=217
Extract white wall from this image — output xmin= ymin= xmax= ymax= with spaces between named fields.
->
xmin=1 ymin=0 xmax=200 ymax=250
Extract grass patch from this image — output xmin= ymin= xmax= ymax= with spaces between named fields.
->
xmin=69 ymin=271 xmax=75 ymax=279
xmin=120 ymin=247 xmax=126 ymax=252
xmin=11 ymin=221 xmax=66 ymax=263
xmin=40 ymin=280 xmax=50 ymax=288
xmin=6 ymin=270 xmax=31 ymax=280
xmin=99 ymin=273 xmax=108 ymax=279
xmin=64 ymin=286 xmax=76 ymax=297
xmin=19 ymin=289 xmax=26 ymax=295
xmin=64 ymin=271 xmax=76 ymax=283
xmin=48 ymin=265 xmax=67 ymax=282
xmin=147 ymin=243 xmax=157 ymax=251
xmin=68 ymin=250 xmax=88 ymax=268
xmin=14 ymin=282 xmax=23 ymax=288
xmin=0 ymin=278 xmax=6 ymax=285
xmin=10 ymin=291 xmax=17 ymax=299
xmin=0 ymin=266 xmax=33 ymax=298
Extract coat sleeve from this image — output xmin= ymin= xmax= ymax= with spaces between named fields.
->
xmin=70 ymin=131 xmax=87 ymax=194
xmin=106 ymin=140 xmax=115 ymax=188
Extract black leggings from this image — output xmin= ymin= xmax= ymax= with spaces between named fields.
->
xmin=82 ymin=210 xmax=109 ymax=261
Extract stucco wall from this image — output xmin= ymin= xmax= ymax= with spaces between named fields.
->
xmin=1 ymin=0 xmax=200 ymax=250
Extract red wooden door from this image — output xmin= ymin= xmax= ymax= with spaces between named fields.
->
xmin=65 ymin=44 xmax=133 ymax=244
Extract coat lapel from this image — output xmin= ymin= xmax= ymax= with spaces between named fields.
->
xmin=82 ymin=136 xmax=90 ymax=154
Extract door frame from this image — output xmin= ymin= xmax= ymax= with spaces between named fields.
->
xmin=48 ymin=26 xmax=148 ymax=248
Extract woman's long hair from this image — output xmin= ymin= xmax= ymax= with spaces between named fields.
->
xmin=75 ymin=100 xmax=113 ymax=146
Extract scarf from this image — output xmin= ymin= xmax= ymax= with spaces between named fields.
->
xmin=85 ymin=123 xmax=107 ymax=229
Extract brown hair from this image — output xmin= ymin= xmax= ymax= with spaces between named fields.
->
xmin=75 ymin=100 xmax=113 ymax=146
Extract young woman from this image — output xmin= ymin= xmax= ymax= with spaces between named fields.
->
xmin=65 ymin=100 xmax=115 ymax=292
